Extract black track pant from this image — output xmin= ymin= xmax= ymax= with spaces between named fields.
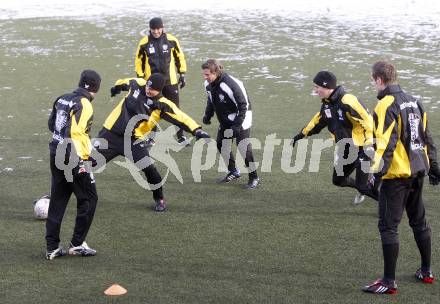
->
xmin=46 ymin=154 xmax=98 ymax=251
xmin=96 ymin=128 xmax=163 ymax=200
xmin=378 ymin=176 xmax=432 ymax=279
xmin=216 ymin=126 xmax=258 ymax=179
xmin=162 ymin=84 xmax=184 ymax=140
xmin=332 ymin=146 xmax=378 ymax=200
xmin=379 ymin=177 xmax=431 ymax=245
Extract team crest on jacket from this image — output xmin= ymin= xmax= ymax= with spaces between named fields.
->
xmin=55 ymin=110 xmax=68 ymax=132
xmin=337 ymin=109 xmax=344 ymax=121
xmin=219 ymin=93 xmax=225 ymax=103
xmin=409 ymin=113 xmax=423 ymax=150
xmin=162 ymin=44 xmax=169 ymax=52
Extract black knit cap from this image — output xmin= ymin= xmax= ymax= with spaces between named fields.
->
xmin=147 ymin=73 xmax=165 ymax=91
xmin=78 ymin=69 xmax=101 ymax=93
xmin=313 ymin=71 xmax=337 ymax=89
xmin=149 ymin=17 xmax=163 ymax=29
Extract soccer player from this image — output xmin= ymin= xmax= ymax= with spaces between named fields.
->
xmin=95 ymin=73 xmax=209 ymax=212
xmin=201 ymin=59 xmax=260 ymax=189
xmin=135 ymin=17 xmax=188 ymax=145
xmin=362 ymin=61 xmax=440 ymax=294
xmin=46 ymin=69 xmax=101 ymax=260
xmin=291 ymin=70 xmax=377 ymax=204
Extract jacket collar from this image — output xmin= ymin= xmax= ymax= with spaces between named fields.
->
xmin=377 ymin=84 xmax=402 ymax=100
xmin=322 ymin=85 xmax=345 ymax=104
xmin=149 ymin=32 xmax=165 ymax=41
xmin=210 ymin=72 xmax=226 ymax=88
xmin=148 ymin=92 xmax=163 ymax=101
xmin=73 ymin=87 xmax=94 ymax=101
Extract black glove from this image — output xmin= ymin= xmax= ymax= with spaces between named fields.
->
xmin=110 ymin=86 xmax=121 ymax=97
xmin=231 ymin=125 xmax=241 ymax=138
xmin=359 ymin=145 xmax=374 ymax=162
xmin=87 ymin=156 xmax=97 ymax=167
xmin=368 ymin=174 xmax=382 ymax=197
xmin=364 ymin=145 xmax=375 ymax=158
xmin=291 ymin=133 xmax=305 ymax=147
xmin=202 ymin=116 xmax=211 ymax=125
xmin=194 ymin=128 xmax=210 ymax=140
xmin=76 ymin=160 xmax=88 ymax=176
xmin=178 ymin=74 xmax=186 ymax=89
xmin=428 ymin=161 xmax=440 ymax=185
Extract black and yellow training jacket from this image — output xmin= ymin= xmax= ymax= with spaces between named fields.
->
xmin=301 ymin=86 xmax=373 ymax=146
xmin=372 ymin=84 xmax=437 ymax=179
xmin=103 ymin=78 xmax=200 ymax=139
xmin=135 ymin=32 xmax=186 ymax=85
xmin=48 ymin=87 xmax=94 ymax=160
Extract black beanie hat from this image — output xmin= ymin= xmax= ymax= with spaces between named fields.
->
xmin=147 ymin=73 xmax=165 ymax=91
xmin=313 ymin=71 xmax=337 ymax=89
xmin=149 ymin=17 xmax=163 ymax=29
xmin=78 ymin=69 xmax=101 ymax=93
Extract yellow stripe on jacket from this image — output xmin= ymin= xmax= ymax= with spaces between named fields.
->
xmin=70 ymin=98 xmax=93 ymax=160
xmin=372 ymin=95 xmax=411 ymax=178
xmin=134 ymin=97 xmax=200 ymax=139
xmin=341 ymin=94 xmax=374 ymax=146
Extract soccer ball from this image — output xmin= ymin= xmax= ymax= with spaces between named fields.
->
xmin=33 ymin=195 xmax=50 ymax=220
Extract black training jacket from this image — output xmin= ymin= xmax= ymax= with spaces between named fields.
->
xmin=372 ymin=84 xmax=437 ymax=179
xmin=48 ymin=87 xmax=94 ymax=160
xmin=203 ymin=73 xmax=252 ymax=129
xmin=135 ymin=32 xmax=186 ymax=85
xmin=301 ymin=86 xmax=373 ymax=147
xmin=103 ymin=78 xmax=200 ymax=139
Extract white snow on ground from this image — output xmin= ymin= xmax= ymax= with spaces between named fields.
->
xmin=426 ymin=78 xmax=440 ymax=87
xmin=2 ymin=1 xmax=440 ymax=52
xmin=1 ymin=0 xmax=440 ymax=24
xmin=1 ymin=0 xmax=440 ymax=110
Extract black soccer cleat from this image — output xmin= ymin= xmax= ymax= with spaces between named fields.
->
xmin=415 ymin=268 xmax=435 ymax=284
xmin=362 ymin=278 xmax=397 ymax=294
xmin=245 ymin=177 xmax=260 ymax=189
xmin=353 ymin=193 xmax=365 ymax=205
xmin=154 ymin=199 xmax=167 ymax=212
xmin=46 ymin=247 xmax=67 ymax=260
xmin=217 ymin=170 xmax=241 ymax=183
xmin=68 ymin=242 xmax=97 ymax=256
